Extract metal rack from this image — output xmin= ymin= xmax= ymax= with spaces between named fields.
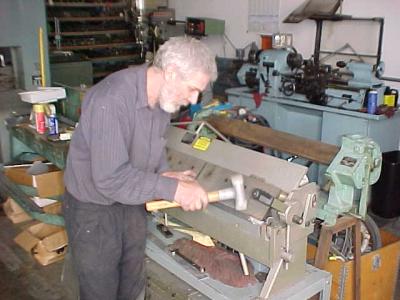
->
xmin=46 ymin=0 xmax=142 ymax=83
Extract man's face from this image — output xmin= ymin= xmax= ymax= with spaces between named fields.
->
xmin=158 ymin=71 xmax=210 ymax=113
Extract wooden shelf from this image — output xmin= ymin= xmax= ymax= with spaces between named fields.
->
xmin=48 ymin=16 xmax=125 ymax=22
xmin=49 ymin=29 xmax=129 ymax=37
xmin=46 ymin=1 xmax=127 ymax=8
xmin=90 ymin=54 xmax=139 ymax=63
xmin=51 ymin=42 xmax=136 ymax=51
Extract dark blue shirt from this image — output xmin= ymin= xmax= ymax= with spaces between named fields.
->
xmin=64 ymin=64 xmax=177 ymax=205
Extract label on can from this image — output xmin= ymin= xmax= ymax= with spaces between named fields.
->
xmin=367 ymin=90 xmax=378 ymax=114
xmin=35 ymin=111 xmax=46 ymax=134
xmin=48 ymin=115 xmax=59 ymax=135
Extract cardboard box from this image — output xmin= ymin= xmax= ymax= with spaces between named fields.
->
xmin=4 ymin=164 xmax=64 ymax=198
xmin=308 ymin=230 xmax=400 ymax=300
xmin=14 ymin=222 xmax=68 ymax=266
xmin=2 ymin=197 xmax=33 ymax=223
xmin=2 ymin=197 xmax=62 ymax=224
xmin=31 ymin=197 xmax=62 ymax=215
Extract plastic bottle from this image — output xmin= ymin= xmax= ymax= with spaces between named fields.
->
xmin=383 ymin=86 xmax=399 ymax=107
xmin=33 ymin=104 xmax=46 ymax=134
xmin=384 ymin=86 xmax=396 ymax=107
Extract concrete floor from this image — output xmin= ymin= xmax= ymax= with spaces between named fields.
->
xmin=0 ymin=210 xmax=69 ymax=300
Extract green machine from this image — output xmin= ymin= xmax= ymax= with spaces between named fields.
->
xmin=205 ymin=116 xmax=383 ymax=226
xmin=318 ymin=134 xmax=382 ymax=225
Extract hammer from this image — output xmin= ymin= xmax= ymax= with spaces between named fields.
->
xmin=145 ymin=174 xmax=247 ymax=211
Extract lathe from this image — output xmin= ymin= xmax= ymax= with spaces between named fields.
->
xmin=145 ymin=123 xmax=334 ymax=299
xmin=237 ymin=48 xmax=385 ymax=110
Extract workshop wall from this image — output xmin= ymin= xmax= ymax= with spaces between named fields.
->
xmin=169 ymin=0 xmax=400 ymax=88
xmin=0 ymin=0 xmax=51 ymax=90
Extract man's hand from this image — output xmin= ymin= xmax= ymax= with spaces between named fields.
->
xmin=161 ymin=170 xmax=208 ymax=211
xmin=173 ymin=180 xmax=209 ymax=211
xmin=162 ymin=170 xmax=196 ymax=182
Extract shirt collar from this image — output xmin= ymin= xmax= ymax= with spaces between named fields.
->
xmin=136 ymin=63 xmax=150 ymax=110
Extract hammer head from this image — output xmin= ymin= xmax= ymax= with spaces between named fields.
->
xmin=230 ymin=174 xmax=247 ymax=211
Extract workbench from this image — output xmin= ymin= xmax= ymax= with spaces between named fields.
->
xmin=9 ymin=123 xmax=69 ymax=170
xmin=226 ymin=87 xmax=400 ymax=182
xmin=0 ymin=124 xmax=68 ymax=225
xmin=4 ymin=122 xmax=332 ymax=300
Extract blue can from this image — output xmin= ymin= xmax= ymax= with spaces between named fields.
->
xmin=48 ymin=115 xmax=59 ymax=135
xmin=367 ymin=90 xmax=378 ymax=114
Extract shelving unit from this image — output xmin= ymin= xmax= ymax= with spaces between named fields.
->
xmin=46 ymin=1 xmax=128 ymax=8
xmin=46 ymin=0 xmax=142 ymax=84
xmin=49 ymin=42 xmax=137 ymax=51
xmin=48 ymin=29 xmax=130 ymax=36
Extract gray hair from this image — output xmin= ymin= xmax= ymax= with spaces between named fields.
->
xmin=153 ymin=36 xmax=218 ymax=82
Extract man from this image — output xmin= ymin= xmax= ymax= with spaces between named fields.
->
xmin=63 ymin=36 xmax=218 ymax=300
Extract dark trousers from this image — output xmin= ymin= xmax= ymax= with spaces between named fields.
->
xmin=62 ymin=191 xmax=147 ymax=300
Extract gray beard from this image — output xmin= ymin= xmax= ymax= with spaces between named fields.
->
xmin=158 ymin=85 xmax=180 ymax=113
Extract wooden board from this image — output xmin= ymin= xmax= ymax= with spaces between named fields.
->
xmin=207 ymin=116 xmax=339 ymax=165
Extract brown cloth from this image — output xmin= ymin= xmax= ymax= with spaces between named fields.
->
xmin=170 ymin=239 xmax=257 ymax=288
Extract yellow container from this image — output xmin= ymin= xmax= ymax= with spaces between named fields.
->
xmin=384 ymin=94 xmax=396 ymax=107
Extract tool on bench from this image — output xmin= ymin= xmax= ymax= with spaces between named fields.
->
xmin=145 ymin=174 xmax=247 ymax=211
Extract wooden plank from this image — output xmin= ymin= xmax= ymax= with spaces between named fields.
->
xmin=207 ymin=116 xmax=339 ymax=165
xmin=353 ymin=221 xmax=362 ymax=300
xmin=314 ymin=226 xmax=332 ymax=270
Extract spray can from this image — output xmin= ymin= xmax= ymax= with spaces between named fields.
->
xmin=367 ymin=90 xmax=378 ymax=114
xmin=47 ymin=104 xmax=59 ymax=135
xmin=33 ymin=104 xmax=46 ymax=134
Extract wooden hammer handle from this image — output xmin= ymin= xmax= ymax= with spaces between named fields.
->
xmin=145 ymin=191 xmax=221 ymax=211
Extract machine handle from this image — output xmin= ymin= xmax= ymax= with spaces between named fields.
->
xmin=145 ymin=190 xmax=229 ymax=211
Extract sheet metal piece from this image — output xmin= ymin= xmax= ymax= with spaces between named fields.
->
xmin=166 ymin=126 xmax=308 ymax=194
